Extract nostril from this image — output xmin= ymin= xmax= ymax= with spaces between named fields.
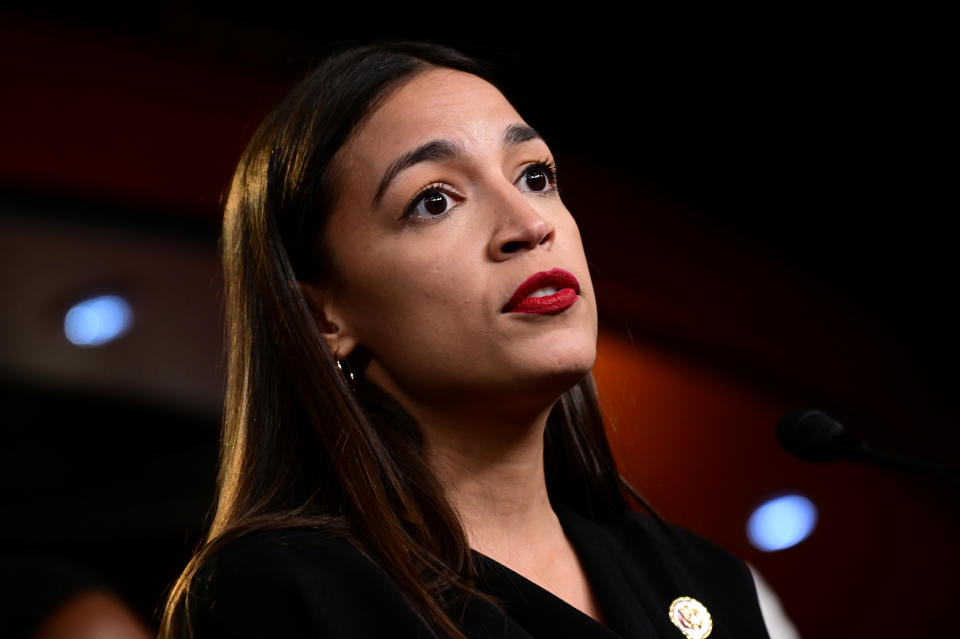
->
xmin=501 ymin=240 xmax=527 ymax=254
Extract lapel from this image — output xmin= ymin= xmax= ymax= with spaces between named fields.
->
xmin=560 ymin=504 xmax=739 ymax=639
xmin=456 ymin=502 xmax=676 ymax=639
xmin=452 ymin=504 xmax=752 ymax=639
xmin=554 ymin=503 xmax=664 ymax=639
xmin=468 ymin=550 xmax=625 ymax=639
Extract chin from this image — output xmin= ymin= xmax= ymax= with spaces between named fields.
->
xmin=515 ymin=341 xmax=597 ymax=396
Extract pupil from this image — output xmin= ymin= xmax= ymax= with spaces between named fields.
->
xmin=527 ymin=169 xmax=546 ymax=191
xmin=425 ymin=193 xmax=446 ymax=215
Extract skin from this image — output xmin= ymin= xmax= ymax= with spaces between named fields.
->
xmin=302 ymin=67 xmax=604 ymax=623
xmin=31 ymin=591 xmax=152 ymax=639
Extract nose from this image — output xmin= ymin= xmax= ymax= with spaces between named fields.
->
xmin=487 ymin=189 xmax=556 ymax=261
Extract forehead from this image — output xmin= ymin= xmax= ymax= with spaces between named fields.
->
xmin=341 ymin=68 xmax=525 ymax=170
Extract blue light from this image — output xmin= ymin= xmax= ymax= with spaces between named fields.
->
xmin=64 ymin=295 xmax=133 ymax=346
xmin=747 ymin=493 xmax=817 ymax=552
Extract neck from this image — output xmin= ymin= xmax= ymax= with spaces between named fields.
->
xmin=411 ymin=398 xmax=564 ymax=564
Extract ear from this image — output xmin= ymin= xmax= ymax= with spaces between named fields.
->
xmin=298 ymin=281 xmax=359 ymax=359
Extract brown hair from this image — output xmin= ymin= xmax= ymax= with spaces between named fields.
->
xmin=159 ymin=41 xmax=642 ymax=639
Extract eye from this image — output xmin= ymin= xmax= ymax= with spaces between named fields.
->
xmin=518 ymin=160 xmax=558 ymax=193
xmin=403 ymin=183 xmax=460 ymax=222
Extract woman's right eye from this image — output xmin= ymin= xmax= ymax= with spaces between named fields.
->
xmin=403 ymin=184 xmax=459 ymax=222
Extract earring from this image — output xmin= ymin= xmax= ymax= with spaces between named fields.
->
xmin=336 ymin=357 xmax=357 ymax=392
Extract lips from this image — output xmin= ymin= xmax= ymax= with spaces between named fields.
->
xmin=502 ymin=267 xmax=580 ymax=314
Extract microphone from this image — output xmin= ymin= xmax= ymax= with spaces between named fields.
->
xmin=777 ymin=409 xmax=959 ymax=486
xmin=776 ymin=409 xmax=864 ymax=461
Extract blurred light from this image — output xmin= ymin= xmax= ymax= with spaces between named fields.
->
xmin=64 ymin=295 xmax=133 ymax=346
xmin=747 ymin=493 xmax=817 ymax=552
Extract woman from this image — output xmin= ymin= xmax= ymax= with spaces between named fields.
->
xmin=159 ymin=41 xmax=769 ymax=639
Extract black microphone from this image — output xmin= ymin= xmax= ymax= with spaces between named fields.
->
xmin=777 ymin=409 xmax=959 ymax=486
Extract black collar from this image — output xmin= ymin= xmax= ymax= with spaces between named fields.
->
xmin=462 ymin=503 xmax=660 ymax=639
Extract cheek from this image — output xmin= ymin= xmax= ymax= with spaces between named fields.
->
xmin=340 ymin=246 xmax=485 ymax=351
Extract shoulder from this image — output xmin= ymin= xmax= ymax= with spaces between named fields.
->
xmin=616 ymin=510 xmax=769 ymax=635
xmin=186 ymin=528 xmax=432 ymax=638
xmin=619 ymin=509 xmax=754 ymax=579
xmin=192 ymin=527 xmax=367 ymax=590
xmin=560 ymin=503 xmax=744 ymax=564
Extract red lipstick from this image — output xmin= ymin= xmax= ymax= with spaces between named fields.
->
xmin=502 ymin=268 xmax=580 ymax=314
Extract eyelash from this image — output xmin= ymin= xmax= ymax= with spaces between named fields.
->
xmin=401 ymin=158 xmax=560 ymax=223
xmin=525 ymin=159 xmax=559 ymax=195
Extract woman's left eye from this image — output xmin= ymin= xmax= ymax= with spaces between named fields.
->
xmin=518 ymin=160 xmax=558 ymax=193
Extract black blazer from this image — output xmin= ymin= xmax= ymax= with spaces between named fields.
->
xmin=187 ymin=502 xmax=770 ymax=638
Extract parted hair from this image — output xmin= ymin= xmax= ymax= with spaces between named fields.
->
xmin=158 ymin=41 xmax=641 ymax=639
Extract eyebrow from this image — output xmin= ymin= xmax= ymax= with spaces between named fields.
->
xmin=371 ymin=123 xmax=544 ymax=208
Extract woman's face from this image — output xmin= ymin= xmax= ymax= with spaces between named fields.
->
xmin=314 ymin=67 xmax=597 ymax=415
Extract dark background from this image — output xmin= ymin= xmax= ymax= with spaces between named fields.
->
xmin=1 ymin=5 xmax=956 ymax=637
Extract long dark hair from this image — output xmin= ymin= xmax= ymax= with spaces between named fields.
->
xmin=159 ymin=41 xmax=642 ymax=639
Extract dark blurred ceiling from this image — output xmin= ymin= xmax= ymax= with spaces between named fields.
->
xmin=1 ymin=5 xmax=953 ymax=375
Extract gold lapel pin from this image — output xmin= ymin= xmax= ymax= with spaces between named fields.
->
xmin=668 ymin=596 xmax=712 ymax=639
